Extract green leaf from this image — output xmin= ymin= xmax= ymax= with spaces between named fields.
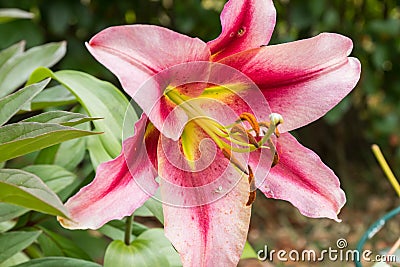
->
xmin=0 ymin=9 xmax=34 ymax=23
xmin=35 ymin=120 xmax=89 ymax=169
xmin=99 ymin=220 xmax=148 ymax=241
xmin=240 ymin=241 xmax=258 ymax=259
xmin=0 ymin=220 xmax=16 ymax=233
xmin=0 ymin=165 xmax=77 ymax=222
xmin=0 ymin=122 xmax=99 ymax=162
xmin=0 ymin=169 xmax=68 ymax=217
xmin=0 ymin=252 xmax=28 ymax=267
xmin=12 ymin=257 xmax=101 ymax=267
xmin=23 ymin=111 xmax=101 ymax=127
xmin=22 ymin=165 xmax=76 ymax=193
xmin=37 ymin=227 xmax=92 ymax=260
xmin=54 ymin=139 xmax=86 ymax=171
xmin=104 ymin=229 xmax=181 ymax=267
xmin=134 ymin=204 xmax=154 ymax=217
xmin=143 ymin=193 xmax=164 ymax=224
xmin=34 ymin=145 xmax=60 ymax=165
xmin=0 ymin=42 xmax=66 ymax=97
xmin=86 ymin=135 xmax=113 ymax=170
xmin=0 ymin=231 xmax=41 ymax=264
xmin=0 ymin=42 xmax=24 ymax=67
xmin=0 ymin=79 xmax=49 ymax=126
xmin=28 ymin=85 xmax=77 ymax=111
xmin=28 ymin=68 xmax=137 ymax=159
xmin=0 ymin=203 xmax=27 ymax=222
xmin=53 ymin=121 xmax=89 ymax=170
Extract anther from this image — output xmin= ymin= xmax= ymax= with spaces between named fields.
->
xmin=269 ymin=113 xmax=284 ymax=126
xmin=230 ymin=125 xmax=259 ymax=148
xmin=221 ymin=148 xmax=249 ymax=175
xmin=239 ymin=112 xmax=260 ymax=138
xmin=246 ymin=166 xmax=256 ymax=206
xmin=272 ymin=151 xmax=279 ymax=168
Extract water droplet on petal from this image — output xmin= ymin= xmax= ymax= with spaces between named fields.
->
xmin=214 ymin=185 xmax=223 ymax=193
xmin=237 ymin=27 xmax=246 ymax=37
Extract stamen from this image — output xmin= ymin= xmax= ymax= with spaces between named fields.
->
xmin=246 ymin=166 xmax=256 ymax=206
xmin=221 ymin=147 xmax=249 ymax=175
xmin=258 ymin=113 xmax=283 ymax=147
xmin=246 ymin=191 xmax=256 ymax=206
xmin=272 ymin=151 xmax=279 ymax=167
xmin=239 ymin=112 xmax=260 ymax=138
xmin=230 ymin=125 xmax=259 ymax=148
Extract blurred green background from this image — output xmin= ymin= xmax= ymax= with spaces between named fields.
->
xmin=0 ymin=0 xmax=399 ymax=266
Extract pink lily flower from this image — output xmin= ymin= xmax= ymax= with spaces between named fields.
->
xmin=58 ymin=0 xmax=361 ymax=266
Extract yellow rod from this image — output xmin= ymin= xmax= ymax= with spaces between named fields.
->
xmin=371 ymin=144 xmax=400 ymax=198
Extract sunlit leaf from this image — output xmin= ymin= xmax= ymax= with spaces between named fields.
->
xmin=12 ymin=257 xmax=101 ymax=267
xmin=0 ymin=79 xmax=49 ymax=126
xmin=0 ymin=122 xmax=99 ymax=162
xmin=0 ymin=41 xmax=24 ymax=67
xmin=28 ymin=85 xmax=77 ymax=111
xmin=0 ymin=231 xmax=41 ymax=264
xmin=23 ymin=110 xmax=101 ymax=127
xmin=0 ymin=252 xmax=28 ymax=267
xmin=0 ymin=203 xmax=26 ymax=222
xmin=0 ymin=42 xmax=66 ymax=97
xmin=0 ymin=220 xmax=16 ymax=233
xmin=104 ymin=228 xmax=181 ymax=267
xmin=0 ymin=169 xmax=68 ymax=217
xmin=240 ymin=241 xmax=258 ymax=259
xmin=27 ymin=67 xmax=137 ymax=159
xmin=0 ymin=9 xmax=34 ymax=23
xmin=22 ymin=165 xmax=76 ymax=193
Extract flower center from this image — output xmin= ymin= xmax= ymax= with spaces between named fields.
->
xmin=164 ymin=87 xmax=283 ymax=174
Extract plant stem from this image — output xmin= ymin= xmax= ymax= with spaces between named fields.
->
xmin=371 ymin=144 xmax=400 ymax=198
xmin=124 ymin=215 xmax=133 ymax=245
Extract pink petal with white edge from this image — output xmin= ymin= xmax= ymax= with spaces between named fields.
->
xmin=58 ymin=115 xmax=159 ymax=229
xmin=208 ymin=0 xmax=276 ymax=61
xmin=86 ymin=25 xmax=210 ymax=139
xmin=260 ymin=133 xmax=346 ymax=221
xmin=162 ymin=181 xmax=251 ymax=267
xmin=220 ymin=33 xmax=361 ymax=132
xmin=158 ymin=125 xmax=251 ymax=266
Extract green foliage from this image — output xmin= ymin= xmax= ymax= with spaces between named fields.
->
xmin=0 ymin=9 xmax=33 ymax=24
xmin=0 ymin=1 xmax=397 ymax=266
xmin=27 ymin=68 xmax=137 ymax=163
xmin=0 ymin=231 xmax=41 ymax=264
xmin=104 ymin=229 xmax=180 ymax=267
xmin=0 ymin=42 xmax=66 ymax=97
xmin=0 ymin=79 xmax=48 ymax=126
xmin=0 ymin=169 xmax=68 ymax=217
xmin=12 ymin=257 xmax=102 ymax=267
xmin=0 ymin=122 xmax=99 ymax=162
xmin=37 ymin=227 xmax=92 ymax=260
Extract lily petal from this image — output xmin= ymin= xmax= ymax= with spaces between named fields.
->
xmin=58 ymin=115 xmax=159 ymax=229
xmin=208 ymin=0 xmax=276 ymax=61
xmin=86 ymin=25 xmax=210 ymax=139
xmin=219 ymin=33 xmax=361 ymax=132
xmin=162 ymin=179 xmax=251 ymax=267
xmin=259 ymin=132 xmax=346 ymax=221
xmin=158 ymin=127 xmax=251 ymax=266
